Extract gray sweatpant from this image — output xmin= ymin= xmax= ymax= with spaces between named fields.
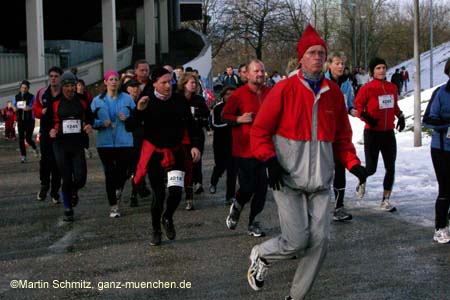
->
xmin=256 ymin=187 xmax=331 ymax=300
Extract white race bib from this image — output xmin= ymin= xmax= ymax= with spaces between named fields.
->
xmin=62 ymin=119 xmax=81 ymax=134
xmin=167 ymin=170 xmax=185 ymax=187
xmin=378 ymin=94 xmax=394 ymax=109
xmin=447 ymin=127 xmax=450 ymax=139
xmin=17 ymin=101 xmax=26 ymax=109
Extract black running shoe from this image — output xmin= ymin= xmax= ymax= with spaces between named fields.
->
xmin=63 ymin=209 xmax=74 ymax=222
xmin=162 ymin=218 xmax=176 ymax=240
xmin=50 ymin=192 xmax=61 ymax=204
xmin=36 ymin=187 xmax=48 ymax=201
xmin=150 ymin=230 xmax=162 ymax=246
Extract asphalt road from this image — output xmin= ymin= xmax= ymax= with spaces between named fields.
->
xmin=0 ymin=132 xmax=449 ymax=300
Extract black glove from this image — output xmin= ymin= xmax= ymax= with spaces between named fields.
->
xmin=361 ymin=111 xmax=378 ymax=128
xmin=266 ymin=157 xmax=286 ymax=191
xmin=396 ymin=115 xmax=405 ymax=132
xmin=350 ymin=165 xmax=368 ymax=184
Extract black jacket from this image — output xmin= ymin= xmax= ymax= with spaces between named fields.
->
xmin=134 ymin=92 xmax=202 ymax=150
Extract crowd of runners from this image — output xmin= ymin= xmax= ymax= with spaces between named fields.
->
xmin=2 ymin=23 xmax=450 ymax=300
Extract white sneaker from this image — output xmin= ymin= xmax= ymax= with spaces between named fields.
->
xmin=109 ymin=205 xmax=120 ymax=218
xmin=434 ymin=227 xmax=450 ymax=244
xmin=380 ymin=199 xmax=396 ymax=212
xmin=247 ymin=246 xmax=269 ymax=291
xmin=356 ymin=183 xmax=366 ymax=199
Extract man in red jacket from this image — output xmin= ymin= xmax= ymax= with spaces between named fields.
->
xmin=222 ymin=59 xmax=271 ymax=237
xmin=246 ymin=24 xmax=368 ymax=300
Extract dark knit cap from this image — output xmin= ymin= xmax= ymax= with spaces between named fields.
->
xmin=61 ymin=72 xmax=77 ymax=86
xmin=124 ymin=79 xmax=140 ymax=89
xmin=20 ymin=80 xmax=30 ymax=88
xmin=369 ymin=57 xmax=387 ymax=75
xmin=150 ymin=67 xmax=170 ymax=83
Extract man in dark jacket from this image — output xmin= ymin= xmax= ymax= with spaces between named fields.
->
xmin=390 ymin=69 xmax=403 ymax=96
xmin=33 ymin=66 xmax=63 ymax=203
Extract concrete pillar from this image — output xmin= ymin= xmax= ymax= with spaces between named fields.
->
xmin=144 ymin=0 xmax=156 ymax=64
xmin=101 ymin=0 xmax=117 ymax=73
xmin=159 ymin=0 xmax=169 ymax=54
xmin=25 ymin=0 xmax=45 ymax=79
xmin=136 ymin=7 xmax=144 ymax=44
xmin=173 ymin=0 xmax=180 ymax=30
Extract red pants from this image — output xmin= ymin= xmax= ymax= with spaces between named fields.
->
xmin=5 ymin=119 xmax=16 ymax=139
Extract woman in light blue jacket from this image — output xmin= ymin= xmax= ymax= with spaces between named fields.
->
xmin=325 ymin=51 xmax=357 ymax=222
xmin=91 ymin=70 xmax=135 ymax=218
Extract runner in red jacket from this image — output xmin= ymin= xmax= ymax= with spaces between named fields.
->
xmin=246 ymin=24 xmax=367 ymax=300
xmin=222 ymin=59 xmax=271 ymax=237
xmin=353 ymin=57 xmax=405 ymax=212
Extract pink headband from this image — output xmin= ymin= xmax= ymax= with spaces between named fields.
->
xmin=104 ymin=70 xmax=120 ymax=81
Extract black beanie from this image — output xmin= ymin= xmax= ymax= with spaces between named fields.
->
xmin=150 ymin=67 xmax=170 ymax=83
xmin=369 ymin=57 xmax=386 ymax=75
xmin=20 ymin=80 xmax=30 ymax=88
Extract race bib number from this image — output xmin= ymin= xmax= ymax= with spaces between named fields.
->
xmin=62 ymin=119 xmax=82 ymax=134
xmin=167 ymin=170 xmax=185 ymax=188
xmin=447 ymin=127 xmax=450 ymax=139
xmin=378 ymin=94 xmax=394 ymax=109
xmin=17 ymin=101 xmax=26 ymax=109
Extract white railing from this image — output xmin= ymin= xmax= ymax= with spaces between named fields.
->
xmin=0 ymin=53 xmax=60 ymax=85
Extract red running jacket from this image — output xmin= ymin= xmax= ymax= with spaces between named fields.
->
xmin=222 ymin=84 xmax=271 ymax=158
xmin=354 ymin=79 xmax=402 ymax=131
xmin=251 ymin=71 xmax=360 ymax=192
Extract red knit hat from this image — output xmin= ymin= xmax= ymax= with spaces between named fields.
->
xmin=296 ymin=24 xmax=327 ymax=61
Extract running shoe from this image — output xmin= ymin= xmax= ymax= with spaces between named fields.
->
xmin=356 ymin=182 xmax=365 ymax=199
xmin=33 ymin=148 xmax=40 ymax=158
xmin=109 ymin=205 xmax=120 ymax=218
xmin=380 ymin=199 xmax=396 ymax=212
xmin=36 ymin=187 xmax=48 ymax=201
xmin=209 ymin=185 xmax=217 ymax=194
xmin=333 ymin=207 xmax=353 ymax=221
xmin=162 ymin=218 xmax=176 ymax=240
xmin=185 ymin=199 xmax=194 ymax=211
xmin=247 ymin=246 xmax=269 ymax=291
xmin=226 ymin=200 xmax=241 ymax=230
xmin=433 ymin=227 xmax=450 ymax=244
xmin=248 ymin=222 xmax=265 ymax=237
xmin=150 ymin=230 xmax=162 ymax=246
xmin=20 ymin=156 xmax=27 ymax=163
xmin=194 ymin=183 xmax=204 ymax=194
xmin=50 ymin=192 xmax=61 ymax=204
xmin=63 ymin=209 xmax=74 ymax=222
